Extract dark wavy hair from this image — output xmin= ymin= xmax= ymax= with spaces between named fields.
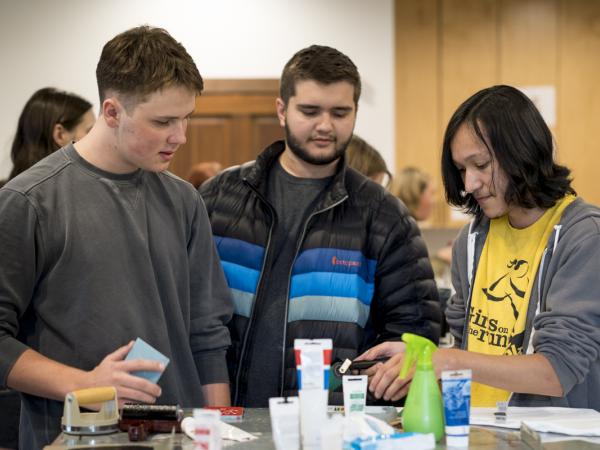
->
xmin=9 ymin=87 xmax=92 ymax=180
xmin=441 ymin=85 xmax=575 ymax=215
xmin=280 ymin=44 xmax=361 ymax=106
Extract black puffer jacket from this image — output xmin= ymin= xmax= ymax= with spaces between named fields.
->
xmin=200 ymin=141 xmax=440 ymax=404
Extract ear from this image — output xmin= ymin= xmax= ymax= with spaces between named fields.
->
xmin=52 ymin=123 xmax=71 ymax=147
xmin=276 ymin=98 xmax=286 ymax=128
xmin=102 ymin=97 xmax=122 ymax=128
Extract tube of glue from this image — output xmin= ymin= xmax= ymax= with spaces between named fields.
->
xmin=269 ymin=397 xmax=300 ymax=450
xmin=295 ymin=339 xmax=331 ymax=450
xmin=342 ymin=375 xmax=368 ymax=417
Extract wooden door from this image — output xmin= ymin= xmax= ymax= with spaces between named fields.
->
xmin=169 ymin=79 xmax=284 ymax=179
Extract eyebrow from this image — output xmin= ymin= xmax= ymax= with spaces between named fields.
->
xmin=297 ymin=104 xmax=354 ymax=112
xmin=463 ymin=154 xmax=484 ymax=162
xmin=332 ymin=106 xmax=354 ymax=112
xmin=155 ymin=112 xmax=194 ymax=120
xmin=453 ymin=152 xmax=490 ymax=166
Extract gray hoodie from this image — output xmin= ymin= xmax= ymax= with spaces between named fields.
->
xmin=446 ymin=197 xmax=600 ymax=410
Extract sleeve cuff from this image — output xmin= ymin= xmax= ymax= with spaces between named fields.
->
xmin=194 ymin=350 xmax=229 ymax=385
xmin=0 ymin=337 xmax=29 ymax=388
xmin=538 ymin=350 xmax=575 ymax=395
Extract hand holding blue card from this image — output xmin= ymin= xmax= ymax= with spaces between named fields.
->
xmin=125 ymin=337 xmax=170 ymax=383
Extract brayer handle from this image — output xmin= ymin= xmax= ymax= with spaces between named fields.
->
xmin=71 ymin=386 xmax=116 ymax=405
xmin=349 ymin=356 xmax=390 ymax=371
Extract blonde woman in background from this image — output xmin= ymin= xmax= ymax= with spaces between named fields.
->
xmin=391 ymin=167 xmax=435 ymax=222
xmin=392 ymin=167 xmax=452 ymax=263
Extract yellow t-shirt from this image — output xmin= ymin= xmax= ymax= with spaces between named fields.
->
xmin=468 ymin=195 xmax=576 ymax=406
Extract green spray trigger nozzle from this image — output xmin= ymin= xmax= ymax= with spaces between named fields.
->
xmin=399 ymin=333 xmax=437 ymax=379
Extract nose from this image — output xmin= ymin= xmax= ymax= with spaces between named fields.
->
xmin=168 ymin=121 xmax=187 ymax=145
xmin=315 ymin=112 xmax=333 ymax=133
xmin=463 ymin=168 xmax=482 ymax=194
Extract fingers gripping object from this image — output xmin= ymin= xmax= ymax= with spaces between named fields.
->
xmin=333 ymin=356 xmax=390 ymax=377
xmin=329 ymin=357 xmax=390 ymax=392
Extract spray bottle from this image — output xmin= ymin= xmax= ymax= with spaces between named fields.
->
xmin=399 ymin=333 xmax=444 ymax=442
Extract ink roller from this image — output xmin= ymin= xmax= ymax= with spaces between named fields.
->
xmin=118 ymin=403 xmax=184 ymax=436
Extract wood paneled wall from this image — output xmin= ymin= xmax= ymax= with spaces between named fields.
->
xmin=169 ymin=79 xmax=283 ymax=180
xmin=395 ymin=0 xmax=600 ymax=226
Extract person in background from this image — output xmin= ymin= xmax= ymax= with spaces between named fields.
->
xmin=391 ymin=167 xmax=435 ymax=222
xmin=187 ymin=161 xmax=222 ymax=188
xmin=0 ymin=26 xmax=232 ymax=449
xmin=358 ymin=85 xmax=600 ymax=411
xmin=345 ymin=134 xmax=392 ymax=187
xmin=9 ymin=87 xmax=95 ymax=180
xmin=200 ymin=44 xmax=440 ymax=407
xmin=0 ymin=87 xmax=94 ymax=450
xmin=391 ymin=166 xmax=452 ymax=284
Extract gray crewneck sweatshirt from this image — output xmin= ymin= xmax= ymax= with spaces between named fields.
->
xmin=0 ymin=144 xmax=232 ymax=449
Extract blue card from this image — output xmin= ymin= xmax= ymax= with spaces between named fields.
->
xmin=125 ymin=337 xmax=170 ymax=383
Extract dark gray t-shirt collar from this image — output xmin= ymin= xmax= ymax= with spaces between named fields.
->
xmin=64 ymin=144 xmax=142 ymax=182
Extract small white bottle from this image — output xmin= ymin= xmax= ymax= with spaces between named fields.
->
xmin=193 ymin=408 xmax=221 ymax=450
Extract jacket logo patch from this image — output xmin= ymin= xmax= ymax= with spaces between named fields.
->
xmin=331 ymin=255 xmax=361 ymax=268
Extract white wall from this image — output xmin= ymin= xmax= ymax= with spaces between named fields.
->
xmin=0 ymin=0 xmax=394 ymax=179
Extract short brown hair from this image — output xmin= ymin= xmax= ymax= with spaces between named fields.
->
xmin=280 ymin=45 xmax=361 ymax=105
xmin=96 ymin=26 xmax=203 ymax=107
xmin=345 ymin=135 xmax=390 ymax=182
